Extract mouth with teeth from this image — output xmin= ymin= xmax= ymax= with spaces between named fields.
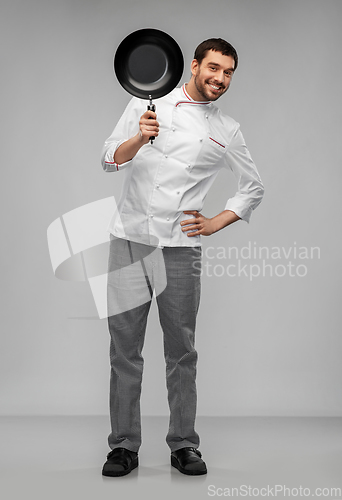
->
xmin=208 ymin=82 xmax=224 ymax=93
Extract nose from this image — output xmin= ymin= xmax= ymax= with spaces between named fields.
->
xmin=214 ymin=70 xmax=225 ymax=84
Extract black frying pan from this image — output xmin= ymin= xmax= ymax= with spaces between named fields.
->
xmin=114 ymin=28 xmax=184 ymax=143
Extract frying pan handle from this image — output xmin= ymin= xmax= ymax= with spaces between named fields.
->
xmin=148 ymin=95 xmax=156 ymax=145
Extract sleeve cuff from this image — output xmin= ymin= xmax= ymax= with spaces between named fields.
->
xmin=224 ymin=200 xmax=253 ymax=223
xmin=102 ymin=140 xmax=133 ymax=172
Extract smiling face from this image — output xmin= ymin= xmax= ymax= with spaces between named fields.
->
xmin=188 ymin=50 xmax=235 ymax=101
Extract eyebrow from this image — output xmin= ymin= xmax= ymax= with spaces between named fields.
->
xmin=207 ymin=62 xmax=235 ymax=72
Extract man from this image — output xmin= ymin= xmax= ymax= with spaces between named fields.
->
xmin=101 ymin=38 xmax=264 ymax=477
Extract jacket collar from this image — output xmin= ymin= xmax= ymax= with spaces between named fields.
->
xmin=181 ymin=83 xmax=211 ymax=104
xmin=172 ymin=83 xmax=212 ymax=107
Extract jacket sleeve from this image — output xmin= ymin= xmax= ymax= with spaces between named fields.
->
xmin=223 ymin=125 xmax=264 ymax=222
xmin=101 ymin=97 xmax=143 ymax=172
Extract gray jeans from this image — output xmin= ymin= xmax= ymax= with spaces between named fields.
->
xmin=106 ymin=236 xmax=202 ymax=452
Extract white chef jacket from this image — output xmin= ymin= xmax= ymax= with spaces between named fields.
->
xmin=101 ymin=84 xmax=264 ymax=248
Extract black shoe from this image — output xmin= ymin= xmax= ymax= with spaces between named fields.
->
xmin=102 ymin=447 xmax=138 ymax=477
xmin=171 ymin=447 xmax=207 ymax=475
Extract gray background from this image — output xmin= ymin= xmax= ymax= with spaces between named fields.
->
xmin=1 ymin=0 xmax=341 ymax=418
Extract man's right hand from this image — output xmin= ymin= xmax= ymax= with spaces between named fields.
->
xmin=139 ymin=110 xmax=159 ymax=144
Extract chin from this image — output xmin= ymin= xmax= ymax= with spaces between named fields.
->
xmin=207 ymin=87 xmax=226 ymax=101
xmin=206 ymin=92 xmax=221 ymax=102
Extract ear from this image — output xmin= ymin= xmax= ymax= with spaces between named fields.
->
xmin=190 ymin=59 xmax=200 ymax=77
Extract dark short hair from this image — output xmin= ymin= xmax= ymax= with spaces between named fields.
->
xmin=194 ymin=38 xmax=238 ymax=71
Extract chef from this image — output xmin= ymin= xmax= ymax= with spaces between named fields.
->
xmin=101 ymin=37 xmax=264 ymax=477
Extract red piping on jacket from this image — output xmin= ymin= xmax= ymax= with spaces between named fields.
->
xmin=182 ymin=84 xmax=192 ymax=101
xmin=209 ymin=137 xmax=225 ymax=148
xmin=175 ymin=101 xmax=210 ymax=108
xmin=105 ymin=161 xmax=119 ymax=171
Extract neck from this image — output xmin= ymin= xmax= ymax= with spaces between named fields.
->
xmin=185 ymin=79 xmax=208 ymax=102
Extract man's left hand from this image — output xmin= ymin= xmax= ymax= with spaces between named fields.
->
xmin=180 ymin=211 xmax=215 ymax=237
